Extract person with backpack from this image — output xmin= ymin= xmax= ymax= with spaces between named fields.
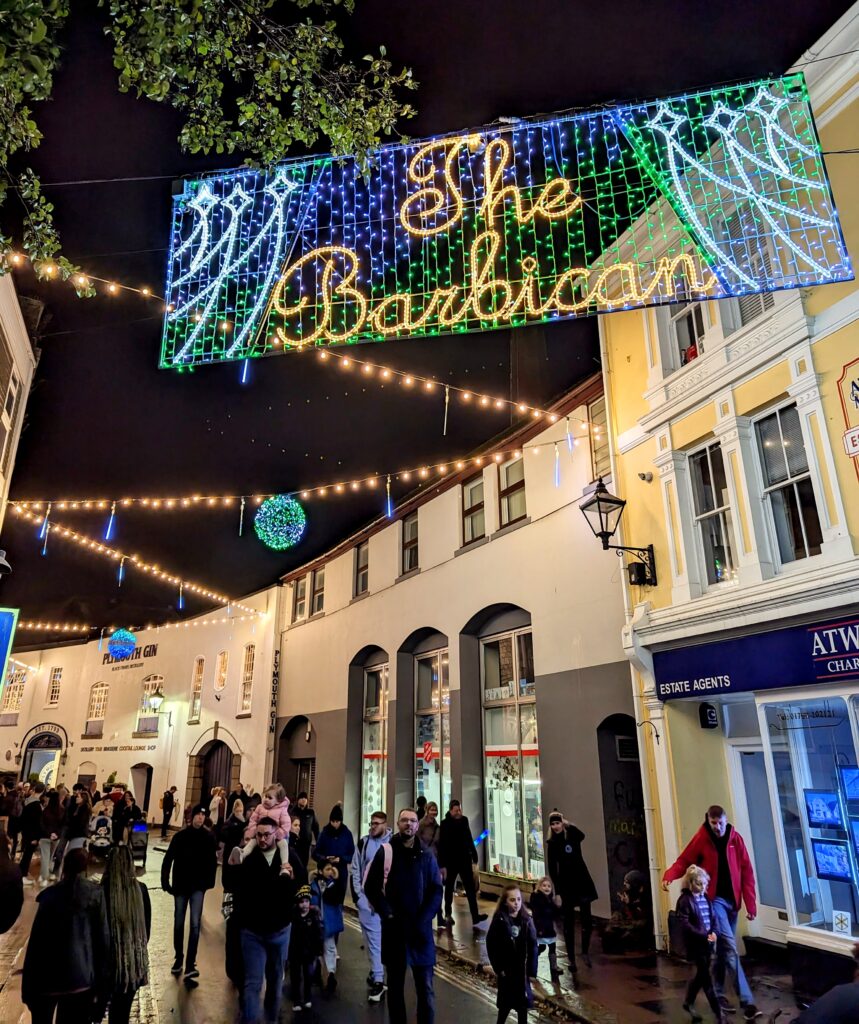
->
xmin=365 ymin=807 xmax=443 ymax=1024
xmin=676 ymin=865 xmax=724 ymax=1023
xmin=352 ymin=810 xmax=392 ymax=1003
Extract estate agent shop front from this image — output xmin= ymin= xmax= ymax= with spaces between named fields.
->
xmin=655 ymin=609 xmax=859 ymax=988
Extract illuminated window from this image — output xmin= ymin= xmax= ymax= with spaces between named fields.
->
xmin=47 ymin=667 xmax=62 ymax=705
xmin=189 ymin=656 xmax=204 ymax=723
xmin=361 ymin=664 xmax=389 ymax=827
xmin=755 ymin=404 xmax=822 ymax=565
xmin=239 ymin=644 xmax=255 ymax=713
xmin=588 ymin=397 xmax=610 ymax=483
xmin=499 ymin=458 xmax=526 ymax=527
xmin=310 ymin=568 xmax=325 ymax=614
xmin=462 ymin=476 xmax=485 ymax=545
xmin=481 ymin=629 xmax=543 ymax=881
xmin=690 ymin=442 xmax=738 ymax=585
xmin=402 ymin=513 xmax=419 ymax=574
xmin=415 ymin=650 xmax=451 ymax=811
xmin=137 ymin=674 xmax=163 ymax=734
xmin=292 ymin=576 xmax=307 ymax=622
xmin=215 ymin=651 xmax=229 ymax=691
xmin=1 ymin=668 xmax=26 ymax=714
xmin=85 ymin=682 xmax=109 ymax=736
xmin=670 ymin=301 xmax=706 ymax=366
xmin=354 ymin=541 xmax=369 ymax=596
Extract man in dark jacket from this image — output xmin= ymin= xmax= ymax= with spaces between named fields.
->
xmin=437 ymin=799 xmax=486 ymax=928
xmin=365 ymin=807 xmax=443 ymax=1024
xmin=293 ymin=791 xmax=319 ymax=864
xmin=161 ymin=803 xmax=217 ymax=980
xmin=18 ymin=781 xmax=45 ymax=883
xmin=234 ymin=815 xmax=297 ymax=1024
xmin=161 ymin=786 xmax=177 ymax=838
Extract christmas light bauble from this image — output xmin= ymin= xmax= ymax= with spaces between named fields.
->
xmin=108 ymin=628 xmax=137 ymax=660
xmin=254 ymin=495 xmax=307 ymax=551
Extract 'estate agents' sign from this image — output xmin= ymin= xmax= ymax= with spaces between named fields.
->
xmin=654 ymin=614 xmax=859 ymax=701
xmin=160 ymin=74 xmax=851 ymax=369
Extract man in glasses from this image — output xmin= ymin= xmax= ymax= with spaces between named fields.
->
xmin=365 ymin=808 xmax=443 ymax=1024
xmin=352 ymin=810 xmax=393 ymax=1002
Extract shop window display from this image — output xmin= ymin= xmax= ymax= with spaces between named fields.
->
xmin=762 ymin=696 xmax=859 ymax=939
xmin=481 ymin=629 xmax=543 ymax=880
xmin=361 ymin=664 xmax=388 ymax=827
xmin=414 ymin=651 xmax=451 ymax=810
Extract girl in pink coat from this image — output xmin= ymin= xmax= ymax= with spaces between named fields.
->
xmin=230 ymin=783 xmax=291 ymax=864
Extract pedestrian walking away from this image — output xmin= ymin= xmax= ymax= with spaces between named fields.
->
xmin=486 ymin=883 xmax=539 ymax=1024
xmin=663 ymin=804 xmax=760 ymax=1020
xmin=22 ymin=848 xmax=111 ymax=1024
xmin=529 ymin=876 xmax=563 ymax=981
xmin=546 ymin=809 xmax=598 ymax=976
xmin=675 ymin=865 xmax=724 ymax=1023
xmin=289 ymin=885 xmax=323 ymax=1011
xmin=233 ymin=815 xmax=297 ymax=1024
xmin=365 ymin=807 xmax=443 ymax=1024
xmin=293 ymin=791 xmax=319 ymax=866
xmin=160 ymin=785 xmax=177 ymax=838
xmin=438 ymin=799 xmax=487 ymax=929
xmin=101 ymin=844 xmax=152 ymax=1024
xmin=352 ymin=809 xmax=392 ymax=1001
xmin=160 ymin=802 xmax=217 ymax=981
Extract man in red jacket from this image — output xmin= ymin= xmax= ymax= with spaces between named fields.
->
xmin=663 ymin=805 xmax=760 ymax=1020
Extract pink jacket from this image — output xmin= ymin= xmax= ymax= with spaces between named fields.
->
xmin=244 ymin=796 xmax=291 ymax=843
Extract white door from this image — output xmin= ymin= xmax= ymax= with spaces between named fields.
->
xmin=729 ymin=744 xmax=789 ymax=944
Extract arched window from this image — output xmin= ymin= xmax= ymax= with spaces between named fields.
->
xmin=85 ymin=682 xmax=109 ymax=736
xmin=1 ymin=668 xmax=26 ymax=715
xmin=415 ymin=649 xmax=451 ymax=811
xmin=137 ymin=674 xmax=163 ymax=734
xmin=215 ymin=650 xmax=229 ymax=691
xmin=239 ymin=644 xmax=255 ymax=713
xmin=361 ymin=663 xmax=389 ymax=827
xmin=481 ymin=628 xmax=543 ymax=880
xmin=189 ymin=657 xmax=205 ymax=723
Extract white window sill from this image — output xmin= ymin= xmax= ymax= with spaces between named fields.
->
xmin=455 ymin=536 xmax=489 ymax=557
xmin=491 ymin=516 xmax=531 ymax=541
xmin=350 ymin=591 xmax=370 ymax=604
xmin=395 ymin=567 xmax=421 ymax=584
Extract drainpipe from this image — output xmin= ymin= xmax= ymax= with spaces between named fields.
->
xmin=597 ymin=315 xmax=668 ymax=950
xmin=263 ymin=582 xmax=286 ymax=784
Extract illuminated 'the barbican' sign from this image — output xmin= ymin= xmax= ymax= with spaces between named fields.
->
xmin=160 ymin=73 xmax=852 ymax=369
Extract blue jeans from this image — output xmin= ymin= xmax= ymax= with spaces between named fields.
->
xmin=711 ymin=897 xmax=753 ymax=1005
xmin=240 ymin=925 xmax=291 ymax=1024
xmin=173 ymin=890 xmax=205 ymax=969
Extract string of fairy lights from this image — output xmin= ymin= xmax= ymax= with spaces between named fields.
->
xmin=15 ymin=612 xmax=263 ymax=636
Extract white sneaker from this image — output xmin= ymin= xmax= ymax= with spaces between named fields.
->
xmin=23 ymin=877 xmax=34 ymax=886
xmin=38 ymin=879 xmax=49 ymax=888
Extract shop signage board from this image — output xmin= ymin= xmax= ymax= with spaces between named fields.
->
xmin=654 ymin=613 xmax=859 ymax=701
xmin=838 ymin=357 xmax=859 ymax=480
xmin=160 ymin=73 xmax=852 ymax=369
xmin=0 ymin=608 xmax=19 ymax=699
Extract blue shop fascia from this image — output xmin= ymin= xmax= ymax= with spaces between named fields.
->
xmin=654 ymin=607 xmax=859 ymax=997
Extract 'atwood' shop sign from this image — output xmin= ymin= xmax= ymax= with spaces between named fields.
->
xmin=654 ymin=614 xmax=859 ymax=701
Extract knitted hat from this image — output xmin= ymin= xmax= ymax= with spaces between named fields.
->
xmin=296 ymin=885 xmax=312 ymax=900
xmin=329 ymin=803 xmax=343 ymax=823
xmin=192 ymin=803 xmax=208 ymax=818
xmin=548 ymin=810 xmax=564 ymax=824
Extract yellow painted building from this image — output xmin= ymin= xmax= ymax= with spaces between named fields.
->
xmin=597 ymin=4 xmax=859 ymax=994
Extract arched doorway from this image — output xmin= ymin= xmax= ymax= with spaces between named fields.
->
xmin=200 ymin=740 xmax=233 ymax=803
xmin=277 ymin=716 xmax=316 ymax=803
xmin=130 ymin=763 xmax=154 ymax=813
xmin=596 ymin=714 xmax=652 ymax=951
xmin=76 ymin=760 xmax=98 ymax=789
xmin=21 ymin=731 xmax=63 ymax=786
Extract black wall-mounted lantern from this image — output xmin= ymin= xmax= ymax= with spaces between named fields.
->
xmin=580 ymin=478 xmax=658 ymax=586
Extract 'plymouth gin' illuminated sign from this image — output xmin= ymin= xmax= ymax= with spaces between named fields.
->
xmin=160 ymin=73 xmax=852 ymax=368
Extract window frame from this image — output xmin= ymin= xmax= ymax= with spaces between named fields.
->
xmin=239 ymin=643 xmax=255 ymax=713
xmin=688 ymin=440 xmax=739 ymax=587
xmin=214 ymin=650 xmax=229 ymax=692
xmin=414 ymin=648 xmax=451 ymax=810
xmin=188 ymin=656 xmax=205 ymax=723
xmin=587 ymin=397 xmax=610 ymax=484
xmin=361 ymin=662 xmax=389 ymax=826
xmin=498 ymin=457 xmax=526 ymax=528
xmin=401 ymin=512 xmax=419 ymax=574
xmin=136 ymin=674 xmax=163 ymax=734
xmin=354 ymin=540 xmax=369 ymax=597
xmin=1 ymin=668 xmax=26 ymax=714
xmin=753 ymin=401 xmax=823 ymax=567
xmin=292 ymin=576 xmax=307 ymax=622
xmin=85 ymin=681 xmax=109 ymax=735
xmin=46 ymin=666 xmax=62 ymax=706
xmin=310 ymin=567 xmax=325 ymax=615
xmin=461 ymin=474 xmax=486 ymax=546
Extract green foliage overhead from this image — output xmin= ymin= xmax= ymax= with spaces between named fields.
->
xmin=0 ymin=0 xmax=416 ymax=286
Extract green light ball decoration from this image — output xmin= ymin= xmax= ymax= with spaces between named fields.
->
xmin=254 ymin=495 xmax=307 ymax=551
xmin=108 ymin=628 xmax=137 ymax=660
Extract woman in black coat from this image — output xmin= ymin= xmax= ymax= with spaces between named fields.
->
xmin=486 ymin=884 xmax=539 ymax=1024
xmin=546 ymin=810 xmax=598 ymax=973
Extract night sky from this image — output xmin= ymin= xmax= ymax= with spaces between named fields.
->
xmin=1 ymin=0 xmax=853 ymax=638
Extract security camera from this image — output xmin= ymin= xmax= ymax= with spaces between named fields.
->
xmin=0 ymin=550 xmax=11 ymax=575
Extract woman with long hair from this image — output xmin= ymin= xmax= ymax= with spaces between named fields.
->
xmin=113 ymin=791 xmax=142 ymax=845
xmin=66 ymin=789 xmax=93 ymax=854
xmin=22 ymin=848 xmax=110 ymax=1023
xmin=486 ymin=883 xmax=539 ymax=1024
xmin=38 ymin=789 xmax=64 ymax=887
xmin=102 ymin=844 xmax=151 ymax=1024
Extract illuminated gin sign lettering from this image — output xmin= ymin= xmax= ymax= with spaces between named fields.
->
xmin=160 ymin=74 xmax=852 ymax=368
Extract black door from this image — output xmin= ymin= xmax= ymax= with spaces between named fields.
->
xmin=201 ymin=741 xmax=233 ymax=803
